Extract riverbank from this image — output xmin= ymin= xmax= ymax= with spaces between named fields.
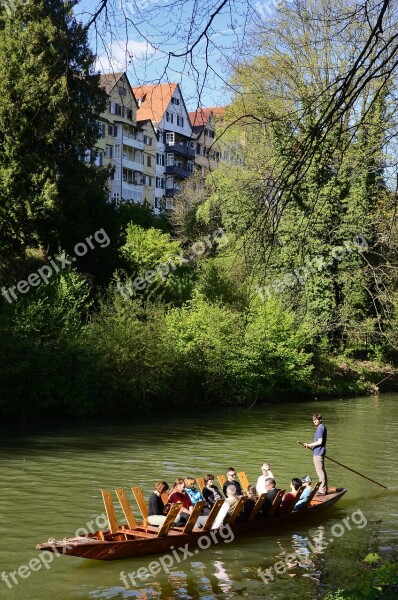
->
xmin=1 ymin=349 xmax=398 ymax=421
xmin=311 ymin=356 xmax=398 ymax=400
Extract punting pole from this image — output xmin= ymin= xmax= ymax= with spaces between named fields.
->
xmin=297 ymin=441 xmax=388 ymax=489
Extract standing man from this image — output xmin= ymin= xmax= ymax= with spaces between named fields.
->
xmin=303 ymin=413 xmax=328 ymax=495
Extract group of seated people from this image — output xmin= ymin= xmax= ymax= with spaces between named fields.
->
xmin=147 ymin=463 xmax=314 ymax=528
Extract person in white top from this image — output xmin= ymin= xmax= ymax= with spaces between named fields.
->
xmin=256 ymin=463 xmax=275 ymax=495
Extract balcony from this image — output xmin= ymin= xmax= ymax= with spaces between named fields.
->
xmin=165 ymin=142 xmax=195 ymax=159
xmin=123 ymin=156 xmax=144 ymax=172
xmin=123 ymin=136 xmax=144 ymax=149
xmin=165 ymin=164 xmax=192 ymax=178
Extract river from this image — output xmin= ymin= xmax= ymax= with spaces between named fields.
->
xmin=0 ymin=394 xmax=397 ymax=599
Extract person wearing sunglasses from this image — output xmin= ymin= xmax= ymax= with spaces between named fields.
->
xmin=222 ymin=467 xmax=243 ymax=497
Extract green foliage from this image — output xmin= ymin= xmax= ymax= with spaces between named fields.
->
xmin=0 ymin=0 xmax=109 ymax=270
xmin=165 ymin=293 xmax=245 ymax=402
xmin=243 ymin=297 xmax=314 ymax=397
xmin=323 ymin=556 xmax=398 ymax=600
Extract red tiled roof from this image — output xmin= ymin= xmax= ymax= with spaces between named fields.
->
xmin=188 ymin=106 xmax=226 ymax=127
xmin=132 ymin=83 xmax=178 ymax=123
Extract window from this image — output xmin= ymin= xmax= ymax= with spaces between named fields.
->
xmin=134 ymin=172 xmax=143 ymax=185
xmin=165 ymin=132 xmax=175 ymax=145
xmin=147 ymin=155 xmax=152 ymax=167
xmin=166 ymin=198 xmax=174 ymax=210
xmin=119 ymin=86 xmax=127 ymax=96
xmin=127 ymin=108 xmax=133 ymax=121
xmin=177 ymin=116 xmax=184 ymax=127
xmin=171 ymin=97 xmax=180 ymax=105
xmin=108 ymin=124 xmax=118 ymax=137
xmin=187 ymin=161 xmax=194 ymax=172
xmin=166 ymin=153 xmax=174 ymax=166
xmin=156 ymin=129 xmax=163 ymax=142
xmin=156 ymin=152 xmax=165 ymax=166
xmin=95 ymin=151 xmax=103 ymax=167
xmin=143 ymin=135 xmax=152 ymax=145
xmin=114 ymin=144 xmax=120 ymax=159
xmin=105 ymin=145 xmax=113 ymax=158
xmin=111 ymin=192 xmax=120 ymax=206
xmin=113 ymin=164 xmax=120 ymax=180
xmin=166 ymin=112 xmax=174 ymax=123
xmin=144 ymin=175 xmax=152 ymax=186
xmin=156 ymin=177 xmax=165 ymax=189
xmin=98 ymin=122 xmax=106 ymax=138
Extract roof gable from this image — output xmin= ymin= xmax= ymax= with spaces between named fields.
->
xmin=100 ymin=72 xmax=139 ymax=108
xmin=133 ymin=83 xmax=178 ymax=123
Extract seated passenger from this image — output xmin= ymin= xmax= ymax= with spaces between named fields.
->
xmin=168 ymin=477 xmax=192 ymax=524
xmin=147 ymin=481 xmax=169 ymax=526
xmin=220 ymin=484 xmax=240 ymax=525
xmin=294 ymin=475 xmax=312 ymax=511
xmin=238 ymin=484 xmax=258 ymax=522
xmin=256 ymin=463 xmax=275 ymax=495
xmin=202 ymin=474 xmax=222 ymax=510
xmin=184 ymin=477 xmax=203 ymax=505
xmin=279 ymin=478 xmax=302 ymax=513
xmin=222 ymin=467 xmax=243 ymax=497
xmin=259 ymin=477 xmax=280 ymax=517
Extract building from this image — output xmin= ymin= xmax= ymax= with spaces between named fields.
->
xmin=133 ymin=83 xmax=194 ymax=212
xmin=188 ymin=107 xmax=225 ymax=175
xmin=99 ymin=72 xmax=148 ymax=207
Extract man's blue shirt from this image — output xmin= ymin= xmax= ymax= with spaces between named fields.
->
xmin=313 ymin=423 xmax=327 ymax=456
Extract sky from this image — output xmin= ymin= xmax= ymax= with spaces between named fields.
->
xmin=74 ymin=0 xmax=278 ymax=110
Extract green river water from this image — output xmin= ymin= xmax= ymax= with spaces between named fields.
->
xmin=0 ymin=395 xmax=397 ymax=599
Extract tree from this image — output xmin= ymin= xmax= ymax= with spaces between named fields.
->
xmin=0 ymin=0 xmax=109 ymax=273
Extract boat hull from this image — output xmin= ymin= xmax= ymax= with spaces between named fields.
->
xmin=36 ymin=488 xmax=347 ymax=561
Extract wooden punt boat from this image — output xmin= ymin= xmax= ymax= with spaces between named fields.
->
xmin=36 ymin=481 xmax=347 ymax=561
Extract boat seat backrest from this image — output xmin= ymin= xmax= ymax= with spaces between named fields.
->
xmin=248 ymin=493 xmax=267 ymax=521
xmin=267 ymin=489 xmax=285 ymax=517
xmin=286 ymin=485 xmax=305 ymax=513
xmin=202 ymin=499 xmax=225 ymax=531
xmin=131 ymin=486 xmax=149 ymax=521
xmin=228 ymin=496 xmax=248 ymax=525
xmin=237 ymin=471 xmax=250 ymax=492
xmin=116 ymin=488 xmax=138 ymax=529
xmin=182 ymin=501 xmax=205 ymax=534
xmin=303 ymin=482 xmax=321 ymax=507
xmin=196 ymin=477 xmax=205 ymax=493
xmin=101 ymin=490 xmax=119 ymax=534
xmin=157 ymin=503 xmax=182 ymax=537
xmin=217 ymin=474 xmax=227 ymax=490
